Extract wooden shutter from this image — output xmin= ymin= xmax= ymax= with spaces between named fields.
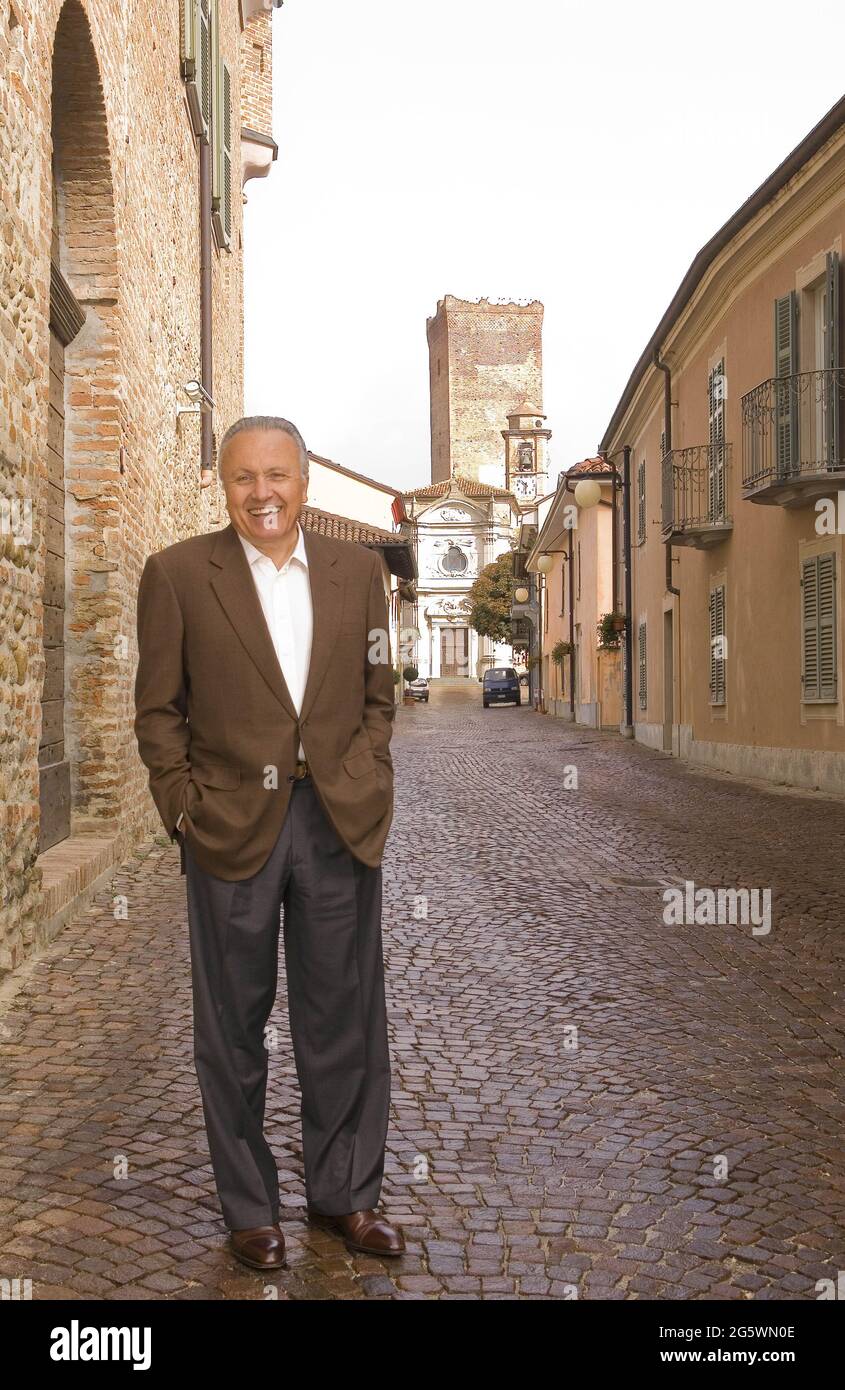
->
xmin=708 ymin=359 xmax=726 ymax=520
xmin=638 ymin=621 xmax=647 ymax=710
xmin=802 ymin=553 xmax=837 ymax=702
xmin=818 ymin=552 xmax=837 ymax=701
xmin=637 ymin=459 xmax=646 ymax=543
xmin=824 ymin=251 xmax=841 ymax=464
xmin=181 ymin=0 xmax=212 ymax=140
xmin=211 ymin=0 xmax=232 ymax=251
xmin=773 ymin=291 xmax=798 ymax=476
xmin=709 ymin=585 xmax=726 ymax=705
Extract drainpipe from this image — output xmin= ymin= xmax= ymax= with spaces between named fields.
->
xmin=199 ymin=138 xmax=213 ymax=478
xmin=622 ymin=445 xmax=633 ymax=733
xmin=654 ymin=348 xmax=679 ymax=597
xmin=568 ymin=524 xmax=575 ymax=718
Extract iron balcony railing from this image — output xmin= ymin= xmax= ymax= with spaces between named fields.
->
xmin=661 ymin=443 xmax=732 ymax=538
xmin=741 ymin=368 xmax=845 ymax=492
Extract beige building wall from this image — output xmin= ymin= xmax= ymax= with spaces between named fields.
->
xmin=532 ymin=475 xmax=621 ymax=729
xmin=0 ymin=0 xmax=275 ymax=973
xmin=606 ymin=117 xmax=845 ymax=791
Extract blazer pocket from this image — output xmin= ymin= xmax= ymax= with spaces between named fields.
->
xmin=342 ymin=747 xmax=377 ymax=778
xmin=190 ymin=762 xmax=241 ymax=789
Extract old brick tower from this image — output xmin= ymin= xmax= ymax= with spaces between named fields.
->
xmin=426 ymin=295 xmax=544 ymax=486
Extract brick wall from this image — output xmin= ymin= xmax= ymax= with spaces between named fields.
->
xmin=0 ymin=0 xmax=273 ymax=973
xmin=426 ymin=296 xmax=544 ymax=485
xmin=240 ymin=10 xmax=272 ymax=129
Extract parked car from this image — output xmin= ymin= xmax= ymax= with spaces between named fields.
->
xmin=407 ymin=676 xmax=429 ymax=703
xmin=482 ymin=667 xmax=521 ymax=708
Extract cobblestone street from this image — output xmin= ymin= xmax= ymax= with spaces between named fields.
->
xmin=1 ymin=680 xmax=844 ymax=1300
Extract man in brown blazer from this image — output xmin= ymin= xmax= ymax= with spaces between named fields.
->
xmin=134 ymin=416 xmax=404 ymax=1269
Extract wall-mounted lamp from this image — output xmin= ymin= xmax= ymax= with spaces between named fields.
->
xmin=514 ymin=585 xmax=530 ymax=604
xmin=573 ymin=478 xmax=602 ymax=509
xmin=176 ymin=379 xmax=215 ymax=418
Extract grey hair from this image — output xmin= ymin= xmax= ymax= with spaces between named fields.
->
xmin=216 ymin=415 xmax=309 ymax=479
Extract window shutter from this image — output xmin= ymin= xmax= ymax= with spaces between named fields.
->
xmin=211 ymin=0 xmax=232 ymax=251
xmin=637 ymin=459 xmax=646 ymax=543
xmin=773 ymin=291 xmax=799 ymax=476
xmin=708 ymin=359 xmax=726 ymax=521
xmin=199 ymin=0 xmax=212 ymax=134
xmin=181 ymin=0 xmax=212 ymax=140
xmin=824 ymin=251 xmax=841 ymax=464
xmin=709 ymin=584 xmax=726 ymax=705
xmin=638 ymin=621 xmax=647 ymax=710
xmin=802 ymin=558 xmax=820 ymax=701
xmin=802 ymin=553 xmax=837 ymax=703
xmin=818 ymin=552 xmax=837 ymax=701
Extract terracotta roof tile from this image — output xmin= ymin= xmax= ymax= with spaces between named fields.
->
xmin=402 ymin=474 xmax=515 ymax=500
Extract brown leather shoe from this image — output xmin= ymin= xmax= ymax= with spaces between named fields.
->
xmin=308 ymin=1206 xmax=405 ymax=1256
xmin=229 ymin=1223 xmax=287 ymax=1271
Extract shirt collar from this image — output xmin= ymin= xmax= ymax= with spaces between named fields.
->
xmin=236 ymin=520 xmax=308 ymax=571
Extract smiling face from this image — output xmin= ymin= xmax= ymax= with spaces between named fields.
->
xmin=220 ymin=428 xmax=308 ymax=560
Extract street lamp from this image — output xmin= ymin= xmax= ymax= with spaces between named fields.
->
xmin=514 ymin=585 xmax=530 ymax=604
xmin=573 ymin=478 xmax=602 ymax=509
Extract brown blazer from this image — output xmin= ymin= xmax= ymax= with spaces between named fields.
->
xmin=133 ymin=521 xmax=395 ymax=880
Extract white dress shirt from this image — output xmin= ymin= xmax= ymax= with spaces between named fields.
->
xmin=237 ymin=522 xmax=313 ymax=761
xmin=176 ymin=520 xmax=312 ymax=834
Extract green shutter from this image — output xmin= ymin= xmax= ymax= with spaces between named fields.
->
xmin=709 ymin=585 xmax=726 ymax=705
xmin=773 ymin=291 xmax=798 ymax=476
xmin=211 ymin=0 xmax=232 ymax=251
xmin=637 ymin=459 xmax=646 ymax=543
xmin=802 ymin=553 xmax=837 ymax=702
xmin=200 ymin=0 xmax=212 ymax=135
xmin=180 ymin=0 xmax=211 ymax=140
xmin=708 ymin=359 xmax=726 ymax=521
xmin=818 ymin=552 xmax=837 ymax=701
xmin=802 ymin=557 xmax=820 ymax=700
xmin=638 ymin=621 xmax=647 ymax=710
xmin=824 ymin=251 xmax=841 ymax=464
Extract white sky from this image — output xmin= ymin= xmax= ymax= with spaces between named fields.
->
xmin=244 ymin=0 xmax=845 ymax=493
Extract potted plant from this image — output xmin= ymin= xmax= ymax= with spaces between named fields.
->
xmin=402 ymin=664 xmax=418 ymax=706
xmin=551 ymin=639 xmax=573 ymax=665
xmin=597 ymin=612 xmax=626 ymax=650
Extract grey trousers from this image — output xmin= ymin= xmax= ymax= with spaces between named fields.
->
xmin=182 ymin=775 xmax=391 ymax=1230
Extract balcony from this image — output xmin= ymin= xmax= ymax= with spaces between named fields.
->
xmin=741 ymin=369 xmax=845 ymax=505
xmin=661 ymin=444 xmax=733 ymax=548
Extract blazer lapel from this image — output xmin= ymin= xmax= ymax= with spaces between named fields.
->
xmin=208 ymin=522 xmax=341 ymax=726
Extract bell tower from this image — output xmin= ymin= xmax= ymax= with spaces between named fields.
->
xmin=502 ymin=403 xmax=552 ymax=511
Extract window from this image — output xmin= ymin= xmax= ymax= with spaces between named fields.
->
xmin=802 ymin=553 xmax=837 ymax=702
xmin=442 ymin=544 xmax=468 ymax=575
xmin=637 ymin=459 xmax=646 ymax=544
xmin=709 ymin=585 xmax=726 ymax=705
xmin=638 ymin=621 xmax=647 ymax=710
